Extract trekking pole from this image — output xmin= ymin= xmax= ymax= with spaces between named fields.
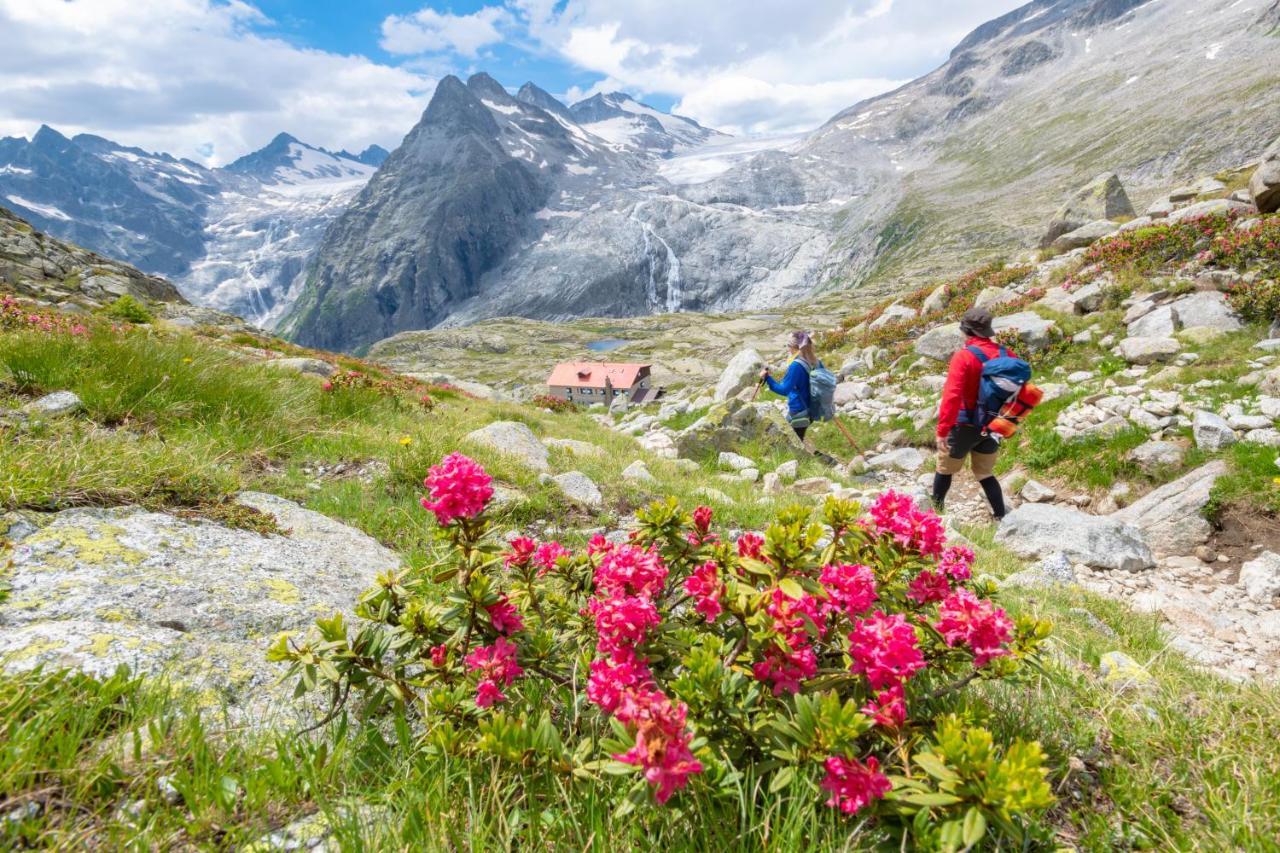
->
xmin=831 ymin=415 xmax=864 ymax=457
xmin=749 ymin=369 xmax=766 ymax=402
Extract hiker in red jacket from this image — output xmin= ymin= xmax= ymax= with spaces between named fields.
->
xmin=933 ymin=307 xmax=1009 ymax=520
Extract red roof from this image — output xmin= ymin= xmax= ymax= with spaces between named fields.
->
xmin=546 ymin=362 xmax=648 ymax=389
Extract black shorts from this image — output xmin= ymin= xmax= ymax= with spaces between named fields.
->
xmin=947 ymin=424 xmax=999 ymax=457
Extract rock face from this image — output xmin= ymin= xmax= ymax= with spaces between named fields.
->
xmin=715 ymin=349 xmax=765 ymax=401
xmin=1128 ymin=440 xmax=1185 ymax=471
xmin=0 ymin=493 xmax=398 ymax=722
xmin=1111 ymin=461 xmax=1226 ymax=556
xmin=1041 ymin=173 xmax=1134 ymax=247
xmin=0 ymin=206 xmax=185 ymax=307
xmin=1251 ymin=135 xmax=1280 ymax=213
xmin=995 ymin=503 xmax=1154 ymax=571
xmin=1239 ymin=551 xmax=1280 ymax=603
xmin=464 ymin=421 xmax=550 ymax=471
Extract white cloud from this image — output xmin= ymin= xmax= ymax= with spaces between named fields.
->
xmin=0 ymin=0 xmax=433 ymax=165
xmin=508 ymin=0 xmax=1028 ymax=134
xmin=380 ymin=6 xmax=511 ymax=57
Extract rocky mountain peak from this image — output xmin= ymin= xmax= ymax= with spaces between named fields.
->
xmin=466 ymin=72 xmax=513 ymax=103
xmin=343 ymin=144 xmax=390 ymax=167
xmin=422 ymin=75 xmax=502 ymax=137
xmin=515 ymin=82 xmax=575 ymax=123
xmin=31 ymin=124 xmax=72 ymax=152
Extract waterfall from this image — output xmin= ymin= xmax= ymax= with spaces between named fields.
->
xmin=629 ymin=204 xmax=682 ymax=313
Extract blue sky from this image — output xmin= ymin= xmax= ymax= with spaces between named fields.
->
xmin=0 ymin=0 xmax=1027 ymax=164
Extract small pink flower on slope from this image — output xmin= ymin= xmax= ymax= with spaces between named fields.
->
xmin=486 ymin=594 xmax=524 ymax=635
xmin=821 ymin=755 xmax=892 ymax=815
xmin=464 ymin=637 xmax=523 ymax=707
xmin=587 ymin=595 xmax=661 ymax=654
xmin=736 ymin=532 xmax=765 ymax=561
xmin=866 ymin=490 xmax=946 ymax=558
xmin=861 ymin=683 xmax=906 ymax=730
xmin=503 ymin=536 xmax=537 ymax=569
xmin=593 ymin=544 xmax=669 ymax=598
xmin=684 ymin=561 xmax=724 ymax=622
xmin=532 ymin=541 xmax=571 ymax=576
xmin=586 ymin=648 xmax=653 ymax=715
xmin=819 ymin=563 xmax=878 ymax=618
xmin=939 ymin=545 xmax=974 ymax=581
xmin=847 ymin=611 xmax=926 ymax=689
xmin=420 ymin=452 xmax=494 ymax=526
xmin=933 ymin=589 xmax=1014 ymax=667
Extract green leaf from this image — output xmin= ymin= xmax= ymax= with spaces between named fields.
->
xmin=962 ymin=807 xmax=987 ymax=849
xmin=914 ymin=752 xmax=959 ymax=782
xmin=777 ymin=577 xmax=805 ymax=600
xmin=768 ymin=766 xmax=795 ymax=793
xmin=900 ymin=792 xmax=964 ymax=807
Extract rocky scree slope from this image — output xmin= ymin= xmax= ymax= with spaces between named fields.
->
xmin=0 ymin=127 xmax=380 ymax=328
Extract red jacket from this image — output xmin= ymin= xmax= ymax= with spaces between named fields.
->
xmin=936 ymin=337 xmax=1016 ymax=438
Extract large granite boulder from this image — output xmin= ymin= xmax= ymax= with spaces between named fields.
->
xmin=1041 ymin=172 xmax=1135 ymax=247
xmin=0 ymin=493 xmax=399 ymax=724
xmin=676 ymin=399 xmax=803 ymax=459
xmin=1248 ymin=135 xmax=1280 ymax=213
xmin=914 ymin=323 xmax=966 ymax=362
xmin=715 ymin=348 xmax=765 ymax=401
xmin=1051 ymin=219 xmax=1119 ymax=252
xmin=464 ymin=421 xmax=550 ymax=471
xmin=992 ymin=312 xmax=1060 ymax=351
xmin=995 ymin=504 xmax=1153 ymax=571
xmin=1111 ymin=461 xmax=1226 ymax=556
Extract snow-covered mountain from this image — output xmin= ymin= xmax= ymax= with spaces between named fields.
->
xmin=565 ymin=92 xmax=730 ymax=156
xmin=0 ymin=129 xmax=382 ymax=327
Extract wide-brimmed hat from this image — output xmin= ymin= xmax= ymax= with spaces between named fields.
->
xmin=960 ymin=306 xmax=995 ymax=338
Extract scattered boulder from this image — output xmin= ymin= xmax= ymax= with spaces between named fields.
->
xmin=1127 ymin=440 xmax=1185 ymax=471
xmin=1051 ymin=219 xmax=1119 ymax=252
xmin=1003 ymin=552 xmax=1076 ymax=589
xmin=621 ymin=460 xmax=656 ymax=484
xmin=1119 ymin=336 xmax=1181 ymax=365
xmin=23 ymin=390 xmax=84 ymax=418
xmin=774 ymin=460 xmax=799 ymax=481
xmin=922 ymin=284 xmax=951 ymax=315
xmin=1244 ymin=428 xmax=1280 ymax=447
xmin=464 ymin=421 xmax=550 ymax=471
xmin=0 ymin=493 xmax=398 ymax=724
xmin=263 ymin=357 xmax=335 ymax=378
xmin=973 ymin=286 xmax=1018 ymax=310
xmin=914 ymin=323 xmax=966 ymax=362
xmin=1249 ymin=134 xmax=1280 ymax=213
xmin=792 ymin=477 xmax=834 ymax=496
xmin=1170 ymin=291 xmax=1243 ymax=333
xmin=1191 ymin=411 xmax=1237 ymax=452
xmin=675 ymin=400 xmax=802 ymax=459
xmin=835 ymin=381 xmax=872 ymax=405
xmin=714 ymin=349 xmax=765 ymax=401
xmin=719 ymin=451 xmax=755 ymax=471
xmin=995 ymin=504 xmax=1154 ymax=571
xmin=762 ymin=472 xmax=783 ymax=495
xmin=992 ymin=312 xmax=1059 ymax=351
xmin=552 ymin=472 xmax=603 ymax=507
xmin=545 ymin=438 xmax=604 ymax=457
xmin=870 ymin=303 xmax=917 ymax=329
xmin=867 ymin=447 xmax=926 ymax=472
xmin=1111 ymin=461 xmax=1226 ymax=556
xmin=1019 ymin=479 xmax=1056 ymax=503
xmin=1167 ymin=198 xmax=1255 ymax=224
xmin=1041 ymin=172 xmax=1135 ymax=247
xmin=1127 ymin=304 xmax=1177 ymax=338
xmin=1239 ymin=551 xmax=1280 ymax=603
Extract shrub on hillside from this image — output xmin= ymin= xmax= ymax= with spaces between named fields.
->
xmin=272 ymin=453 xmax=1056 ymax=847
xmin=1 ymin=294 xmax=89 ymax=336
xmin=1227 ymin=277 xmax=1280 ymax=325
xmin=532 ymin=393 xmax=576 ymax=413
xmin=103 ymin=294 xmax=154 ymax=324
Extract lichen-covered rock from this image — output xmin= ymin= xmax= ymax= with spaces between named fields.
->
xmin=22 ymin=390 xmax=83 ymax=417
xmin=1192 ymin=410 xmax=1237 ymax=451
xmin=992 ymin=312 xmax=1060 ymax=351
xmin=1119 ymin=336 xmax=1181 ymax=365
xmin=1051 ymin=219 xmax=1119 ymax=252
xmin=552 ymin=471 xmax=603 ymax=507
xmin=675 ymin=400 xmax=802 ymax=459
xmin=1111 ymin=461 xmax=1226 ymax=556
xmin=1041 ymin=172 xmax=1135 ymax=247
xmin=715 ymin=348 xmax=765 ymax=401
xmin=1239 ymin=551 xmax=1280 ymax=603
xmin=914 ymin=323 xmax=966 ymax=362
xmin=464 ymin=421 xmax=550 ymax=471
xmin=0 ymin=492 xmax=398 ymax=723
xmin=264 ymin=357 xmax=336 ymax=378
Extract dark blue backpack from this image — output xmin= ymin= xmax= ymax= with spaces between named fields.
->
xmin=963 ymin=346 xmax=1032 ymax=430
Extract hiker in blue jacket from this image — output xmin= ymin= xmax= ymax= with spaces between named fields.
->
xmin=761 ymin=331 xmax=818 ymax=440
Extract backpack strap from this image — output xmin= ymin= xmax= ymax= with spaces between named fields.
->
xmin=998 ymin=346 xmax=1009 ymax=358
xmin=965 ymin=345 xmax=990 ymax=364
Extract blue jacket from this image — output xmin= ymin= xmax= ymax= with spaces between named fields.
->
xmin=765 ymin=360 xmax=811 ymax=417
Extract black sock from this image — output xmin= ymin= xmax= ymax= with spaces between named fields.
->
xmin=979 ymin=476 xmax=1005 ymax=519
xmin=931 ymin=473 xmax=953 ymax=510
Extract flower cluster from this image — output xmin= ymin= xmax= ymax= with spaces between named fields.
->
xmin=934 ymin=589 xmax=1015 ymax=668
xmin=584 ymin=538 xmax=702 ymax=802
xmin=821 ymin=755 xmax=893 ymax=815
xmin=1 ymin=294 xmax=90 ymax=336
xmin=465 ymin=637 xmax=523 ymax=707
xmin=819 ymin=562 xmax=878 ymax=618
xmin=847 ymin=611 xmax=927 ymax=689
xmin=683 ymin=560 xmax=724 ymax=622
xmin=866 ymin=490 xmax=945 ymax=557
xmin=420 ymin=452 xmax=494 ymax=526
xmin=753 ymin=586 xmax=826 ymax=695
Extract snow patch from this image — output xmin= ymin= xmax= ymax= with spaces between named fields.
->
xmin=658 ymin=134 xmax=804 ymax=185
xmin=6 ymin=194 xmax=71 ymax=221
xmin=0 ymin=165 xmax=33 ymax=176
xmin=482 ymin=100 xmax=522 ymax=115
xmin=1205 ymin=43 xmax=1223 ymax=60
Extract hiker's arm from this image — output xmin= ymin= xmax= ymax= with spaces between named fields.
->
xmin=765 ymin=362 xmax=802 ymax=395
xmin=936 ymin=351 xmax=968 ymax=438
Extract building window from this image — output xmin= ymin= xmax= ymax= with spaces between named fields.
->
xmin=582 ymin=388 xmax=593 ymax=396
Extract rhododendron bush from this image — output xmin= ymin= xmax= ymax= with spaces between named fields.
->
xmin=271 ymin=453 xmax=1056 ymax=847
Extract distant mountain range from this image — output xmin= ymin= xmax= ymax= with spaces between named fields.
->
xmin=3 ymin=0 xmax=1279 ymax=352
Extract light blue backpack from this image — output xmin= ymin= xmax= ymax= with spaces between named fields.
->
xmin=804 ymin=361 xmax=838 ymax=422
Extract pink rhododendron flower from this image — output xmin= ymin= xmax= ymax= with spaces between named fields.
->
xmin=736 ymin=532 xmax=765 ymax=561
xmin=939 ymin=545 xmax=974 ymax=581
xmin=847 ymin=611 xmax=926 ymax=689
xmin=532 ymin=541 xmax=571 ymax=575
xmin=906 ymin=569 xmax=950 ymax=605
xmin=692 ymin=505 xmax=713 ymax=536
xmin=752 ymin=644 xmax=818 ymax=695
xmin=866 ymin=490 xmax=946 ymax=558
xmin=587 ymin=648 xmax=653 ymax=715
xmin=821 ymin=755 xmax=892 ymax=815
xmin=861 ymin=683 xmax=906 ymax=730
xmin=321 ymin=381 xmax=333 ymax=392
xmin=588 ymin=595 xmax=662 ymax=654
xmin=684 ymin=561 xmax=724 ymax=622
xmin=764 ymin=586 xmax=827 ymax=645
xmin=587 ymin=534 xmax=612 ymax=555
xmin=611 ymin=691 xmax=703 ymax=804
xmin=420 ymin=452 xmax=494 ymax=526
xmin=594 ymin=544 xmax=669 ymax=598
xmin=819 ymin=563 xmax=878 ymax=618
xmin=486 ymin=594 xmax=524 ymax=635
xmin=933 ymin=589 xmax=1015 ymax=667
xmin=503 ymin=536 xmax=537 ymax=569
xmin=429 ymin=644 xmax=448 ymax=667
xmin=464 ymin=637 xmax=523 ymax=707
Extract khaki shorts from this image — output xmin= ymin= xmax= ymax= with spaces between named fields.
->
xmin=936 ymin=425 xmax=999 ymax=479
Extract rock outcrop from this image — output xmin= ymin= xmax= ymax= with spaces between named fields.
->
xmin=995 ymin=504 xmax=1154 ymax=571
xmin=1251 ymin=134 xmax=1280 ymax=213
xmin=1041 ymin=173 xmax=1134 ymax=247
xmin=1110 ymin=461 xmax=1226 ymax=556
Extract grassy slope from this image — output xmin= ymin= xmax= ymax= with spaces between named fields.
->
xmin=2 ymin=309 xmax=1279 ymax=848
